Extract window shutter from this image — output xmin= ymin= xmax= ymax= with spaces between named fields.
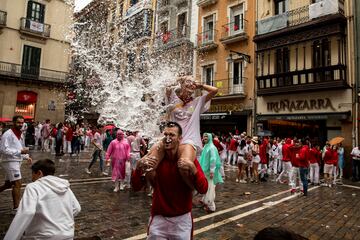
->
xmin=39 ymin=4 xmax=45 ymax=23
xmin=26 ymin=1 xmax=33 ymax=19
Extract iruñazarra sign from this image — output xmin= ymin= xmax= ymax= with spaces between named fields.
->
xmin=267 ymin=98 xmax=336 ymax=113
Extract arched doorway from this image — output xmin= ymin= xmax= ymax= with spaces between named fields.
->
xmin=15 ymin=91 xmax=37 ymax=120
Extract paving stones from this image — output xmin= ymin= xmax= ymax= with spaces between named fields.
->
xmin=1 ymin=149 xmax=360 ymax=239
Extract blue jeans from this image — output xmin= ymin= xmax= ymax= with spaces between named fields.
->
xmin=299 ymin=167 xmax=309 ymax=196
xmin=89 ymin=150 xmax=104 ymax=172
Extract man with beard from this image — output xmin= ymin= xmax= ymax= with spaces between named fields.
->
xmin=0 ymin=116 xmax=32 ymax=213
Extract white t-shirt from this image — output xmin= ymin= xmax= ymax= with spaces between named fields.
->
xmin=93 ymin=132 xmax=103 ymax=150
xmin=167 ymin=90 xmax=210 ymax=151
xmin=351 ymin=147 xmax=360 ymax=160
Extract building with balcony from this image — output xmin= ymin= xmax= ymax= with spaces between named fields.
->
xmin=0 ymin=0 xmax=72 ymax=123
xmin=254 ymin=0 xmax=355 ymax=149
xmin=196 ymin=0 xmax=256 ymax=134
xmin=152 ymin=0 xmax=196 ymax=74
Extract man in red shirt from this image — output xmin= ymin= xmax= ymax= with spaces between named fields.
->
xmin=227 ymin=134 xmax=238 ymax=165
xmin=298 ymin=141 xmax=310 ymax=196
xmin=131 ymin=122 xmax=208 ymax=239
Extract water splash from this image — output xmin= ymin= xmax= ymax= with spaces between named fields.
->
xmin=68 ymin=2 xmax=192 ymax=137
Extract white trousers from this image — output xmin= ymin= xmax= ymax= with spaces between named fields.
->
xmin=227 ymin=150 xmax=237 ymax=164
xmin=309 ymin=163 xmax=319 ymax=184
xmin=64 ymin=140 xmax=72 ymax=154
xmin=277 ymin=161 xmax=292 ymax=182
xmin=290 ymin=167 xmax=303 ymax=190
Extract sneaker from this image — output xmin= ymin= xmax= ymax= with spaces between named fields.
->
xmin=113 ymin=186 xmax=119 ymax=192
xmin=236 ymin=178 xmax=239 ymax=183
xmin=84 ymin=168 xmax=91 ymax=174
xmin=320 ymin=183 xmax=328 ymax=187
xmin=290 ymin=189 xmax=296 ymax=194
xmin=239 ymin=180 xmax=247 ymax=184
xmin=102 ymin=171 xmax=109 ymax=176
xmin=120 ymin=183 xmax=125 ymax=191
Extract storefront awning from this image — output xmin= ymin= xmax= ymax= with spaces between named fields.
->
xmin=257 ymin=111 xmax=351 ymax=121
xmin=17 ymin=91 xmax=37 ymax=103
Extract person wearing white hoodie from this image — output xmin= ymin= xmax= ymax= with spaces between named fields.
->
xmin=4 ymin=159 xmax=81 ymax=240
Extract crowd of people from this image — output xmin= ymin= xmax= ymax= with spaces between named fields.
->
xmin=1 ymin=74 xmax=359 ymax=239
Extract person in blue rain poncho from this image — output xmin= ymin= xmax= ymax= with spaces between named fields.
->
xmin=199 ymin=132 xmax=223 ymax=212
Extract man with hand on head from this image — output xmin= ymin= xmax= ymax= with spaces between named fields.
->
xmin=131 ymin=121 xmax=208 ymax=240
xmin=4 ymin=159 xmax=81 ymax=240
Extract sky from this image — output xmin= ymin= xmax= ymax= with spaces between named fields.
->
xmin=74 ymin=0 xmax=93 ymax=12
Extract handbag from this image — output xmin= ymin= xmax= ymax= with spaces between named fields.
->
xmin=203 ymin=180 xmax=216 ymax=206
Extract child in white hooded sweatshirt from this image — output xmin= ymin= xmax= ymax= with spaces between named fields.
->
xmin=4 ymin=159 xmax=81 ymax=240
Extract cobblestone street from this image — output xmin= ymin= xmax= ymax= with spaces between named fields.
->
xmin=1 ymin=149 xmax=360 ymax=240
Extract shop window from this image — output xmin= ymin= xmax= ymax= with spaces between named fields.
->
xmin=22 ymin=45 xmax=41 ymax=77
xmin=274 ymin=0 xmax=288 ymax=15
xmin=202 ymin=65 xmax=214 ymax=86
xmin=15 ymin=91 xmax=37 ymax=120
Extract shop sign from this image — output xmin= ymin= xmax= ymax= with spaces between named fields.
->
xmin=209 ymin=103 xmax=244 ymax=113
xmin=201 ymin=114 xmax=227 ymax=120
xmin=267 ymin=98 xmax=335 ymax=113
xmin=125 ymin=0 xmax=152 ymax=20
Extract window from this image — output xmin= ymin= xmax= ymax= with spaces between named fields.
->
xmin=275 ymin=47 xmax=290 ymax=85
xmin=275 ymin=0 xmax=288 ymax=15
xmin=203 ymin=65 xmax=214 ymax=86
xmin=160 ymin=21 xmax=169 ymax=34
xmin=22 ymin=45 xmax=41 ymax=76
xmin=312 ymin=0 xmax=323 ymax=3
xmin=230 ymin=4 xmax=244 ymax=34
xmin=313 ymin=39 xmax=331 ymax=81
xmin=26 ymin=1 xmax=45 ymax=23
xmin=203 ymin=15 xmax=215 ymax=42
xmin=125 ymin=10 xmax=153 ymax=43
xmin=233 ymin=61 xmax=243 ymax=85
xmin=130 ymin=0 xmax=139 ymax=6
xmin=177 ymin=12 xmax=187 ymax=37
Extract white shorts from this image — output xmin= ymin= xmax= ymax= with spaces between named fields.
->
xmin=147 ymin=212 xmax=192 ymax=240
xmin=252 ymin=155 xmax=260 ymax=164
xmin=237 ymin=156 xmax=247 ymax=164
xmin=1 ymin=161 xmax=22 ymax=182
xmin=324 ymin=164 xmax=334 ymax=174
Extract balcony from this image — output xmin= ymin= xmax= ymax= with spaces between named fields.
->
xmin=174 ymin=0 xmax=189 ymax=7
xmin=20 ymin=17 xmax=51 ymax=38
xmin=154 ymin=25 xmax=190 ymax=49
xmin=196 ymin=29 xmax=218 ymax=52
xmin=197 ymin=0 xmax=217 ymax=8
xmin=0 ymin=61 xmax=67 ymax=84
xmin=257 ymin=0 xmax=344 ymax=35
xmin=0 ymin=10 xmax=7 ymax=28
xmin=215 ymin=78 xmax=247 ymax=99
xmin=257 ymin=64 xmax=348 ymax=96
xmin=220 ymin=20 xmax=248 ymax=45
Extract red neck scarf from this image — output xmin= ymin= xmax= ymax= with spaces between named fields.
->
xmin=11 ymin=127 xmax=22 ymax=140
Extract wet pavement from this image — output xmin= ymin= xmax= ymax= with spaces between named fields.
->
xmin=1 ymin=148 xmax=360 ymax=239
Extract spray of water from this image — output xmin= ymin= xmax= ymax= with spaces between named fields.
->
xmin=67 ymin=1 xmax=193 ymax=138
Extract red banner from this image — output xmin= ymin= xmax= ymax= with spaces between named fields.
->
xmin=17 ymin=91 xmax=37 ymax=103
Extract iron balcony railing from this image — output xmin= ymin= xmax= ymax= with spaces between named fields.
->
xmin=20 ymin=17 xmax=51 ymax=38
xmin=257 ymin=0 xmax=345 ymax=35
xmin=221 ymin=19 xmax=248 ymax=39
xmin=155 ymin=25 xmax=190 ymax=47
xmin=197 ymin=29 xmax=217 ymax=46
xmin=0 ymin=61 xmax=68 ymax=83
xmin=257 ymin=64 xmax=346 ymax=95
xmin=0 ymin=10 xmax=7 ymax=27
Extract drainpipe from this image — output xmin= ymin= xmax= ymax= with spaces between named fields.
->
xmin=252 ymin=0 xmax=259 ymax=136
xmin=354 ymin=0 xmax=359 ymax=147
